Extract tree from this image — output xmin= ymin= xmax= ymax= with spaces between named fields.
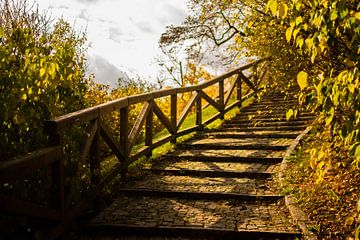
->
xmin=0 ymin=0 xmax=91 ymax=160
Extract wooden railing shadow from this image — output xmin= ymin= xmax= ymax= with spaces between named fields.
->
xmin=0 ymin=57 xmax=270 ymax=239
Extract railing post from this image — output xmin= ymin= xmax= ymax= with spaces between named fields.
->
xmin=236 ymin=73 xmax=242 ymax=107
xmin=170 ymin=94 xmax=177 ymax=144
xmin=89 ymin=119 xmax=100 ymax=185
xmin=219 ymin=80 xmax=224 ymax=119
xmin=120 ymin=106 xmax=129 ymax=172
xmin=49 ymin=132 xmax=65 ymax=224
xmin=145 ymin=103 xmax=153 ymax=157
xmin=196 ymin=91 xmax=202 ymax=129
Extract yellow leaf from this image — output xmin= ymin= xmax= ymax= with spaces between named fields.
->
xmin=21 ymin=93 xmax=27 ymax=101
xmin=345 ymin=216 xmax=354 ymax=226
xmin=278 ymin=3 xmax=288 ymax=19
xmin=0 ymin=26 xmax=3 ymax=38
xmin=286 ymin=27 xmax=293 ymax=42
xmin=40 ymin=68 xmax=46 ymax=77
xmin=286 ymin=109 xmax=293 ymax=121
xmin=355 ymin=12 xmax=360 ymax=20
xmin=295 ymin=16 xmax=303 ymax=25
xmin=297 ymin=71 xmax=308 ymax=90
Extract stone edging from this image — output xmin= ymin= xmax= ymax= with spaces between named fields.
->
xmin=278 ymin=126 xmax=318 ymax=240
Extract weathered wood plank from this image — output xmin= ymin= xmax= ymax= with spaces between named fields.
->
xmin=219 ymin=80 xmax=225 ymax=119
xmin=128 ymin=102 xmax=151 ymax=152
xmin=170 ymin=94 xmax=177 ymax=144
xmin=177 ymin=93 xmax=198 ymax=130
xmin=120 ymin=107 xmax=129 ymax=159
xmin=0 ymin=146 xmax=61 ymax=183
xmin=99 ymin=121 xmax=126 ymax=161
xmin=145 ymin=107 xmax=153 ymax=157
xmin=200 ymin=90 xmax=221 ymax=111
xmin=224 ymin=77 xmax=238 ymax=106
xmin=239 ymin=71 xmax=257 ymax=92
xmin=196 ymin=91 xmax=202 ymax=127
xmin=80 ymin=120 xmax=99 ymax=161
xmin=0 ymin=195 xmax=63 ymax=221
xmin=89 ymin=119 xmax=101 ymax=185
xmin=152 ymin=101 xmax=174 ymax=134
xmin=176 ymin=126 xmax=200 ymax=137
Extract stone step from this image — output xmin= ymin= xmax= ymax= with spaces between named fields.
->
xmin=118 ymin=189 xmax=283 ymax=202
xmin=240 ymin=108 xmax=293 ymax=113
xmin=89 ymin=197 xmax=300 ymax=239
xmin=121 ymin=174 xmax=279 ymax=196
xmin=203 ymin=131 xmax=299 ymax=139
xmin=178 ymin=137 xmax=292 ymax=150
xmin=218 ymin=125 xmax=307 ymax=132
xmin=235 ymin=112 xmax=314 ymax=119
xmin=152 ymin=160 xmax=280 ymax=173
xmin=223 ymin=121 xmax=309 ymax=128
xmin=227 ymin=116 xmax=314 ymax=123
xmin=146 ymin=168 xmax=273 ymax=179
xmin=164 ymin=149 xmax=285 ymax=163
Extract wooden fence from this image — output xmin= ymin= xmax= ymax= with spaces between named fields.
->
xmin=0 ymin=57 xmax=269 ymax=238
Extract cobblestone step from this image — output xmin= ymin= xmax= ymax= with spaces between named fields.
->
xmin=87 ymin=225 xmax=301 ymax=240
xmin=227 ymin=116 xmax=314 ymax=123
xmin=223 ymin=120 xmax=309 ymax=128
xmin=219 ymin=125 xmax=307 ymax=132
xmin=151 ymin=160 xmax=280 ymax=173
xmin=234 ymin=112 xmax=313 ymax=119
xmin=178 ymin=137 xmax=291 ymax=150
xmin=164 ymin=149 xmax=285 ymax=162
xmin=89 ymin=197 xmax=300 ymax=239
xmin=203 ymin=131 xmax=300 ymax=139
xmin=121 ymin=174 xmax=279 ymax=196
xmin=146 ymin=168 xmax=273 ymax=179
xmin=118 ymin=189 xmax=282 ymax=202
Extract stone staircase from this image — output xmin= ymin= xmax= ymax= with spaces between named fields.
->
xmin=85 ymin=91 xmax=314 ymax=239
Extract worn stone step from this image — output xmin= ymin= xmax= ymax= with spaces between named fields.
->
xmin=218 ymin=125 xmax=307 ymax=132
xmin=203 ymin=130 xmax=301 ymax=139
xmin=223 ymin=121 xmax=309 ymax=128
xmin=235 ymin=112 xmax=314 ymax=119
xmin=89 ymin=197 xmax=300 ymax=239
xmin=244 ymin=105 xmax=297 ymax=110
xmin=227 ymin=116 xmax=314 ymax=123
xmin=240 ymin=108 xmax=294 ymax=114
xmin=152 ymin=160 xmax=280 ymax=173
xmin=165 ymin=149 xmax=285 ymax=162
xmin=178 ymin=137 xmax=291 ymax=150
xmin=121 ymin=174 xmax=279 ymax=196
xmin=146 ymin=168 xmax=273 ymax=179
xmin=118 ymin=189 xmax=282 ymax=202
xmin=87 ymin=225 xmax=301 ymax=240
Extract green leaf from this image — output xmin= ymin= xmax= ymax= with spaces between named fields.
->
xmin=0 ymin=27 xmax=3 ymax=38
xmin=297 ymin=71 xmax=308 ymax=90
xmin=286 ymin=109 xmax=293 ymax=121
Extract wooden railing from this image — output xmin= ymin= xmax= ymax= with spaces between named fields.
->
xmin=0 ymin=57 xmax=269 ymax=239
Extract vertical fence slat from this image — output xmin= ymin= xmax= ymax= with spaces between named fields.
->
xmin=145 ymin=103 xmax=153 ymax=157
xmin=120 ymin=106 xmax=129 ymax=171
xmin=196 ymin=91 xmax=202 ymax=128
xmin=89 ymin=119 xmax=100 ymax=185
xmin=219 ymin=80 xmax=224 ymax=119
xmin=170 ymin=94 xmax=177 ymax=144
xmin=49 ymin=133 xmax=65 ymax=223
xmin=236 ymin=73 xmax=242 ymax=107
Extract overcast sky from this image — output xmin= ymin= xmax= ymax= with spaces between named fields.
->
xmin=38 ymin=0 xmax=188 ymax=87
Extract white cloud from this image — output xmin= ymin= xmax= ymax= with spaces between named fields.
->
xmin=38 ymin=0 xmax=187 ymax=85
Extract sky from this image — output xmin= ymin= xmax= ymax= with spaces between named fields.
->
xmin=38 ymin=0 xmax=188 ymax=87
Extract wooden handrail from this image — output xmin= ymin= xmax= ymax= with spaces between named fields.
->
xmin=1 ymin=57 xmax=270 ymax=239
